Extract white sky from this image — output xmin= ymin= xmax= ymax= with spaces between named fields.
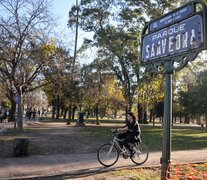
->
xmin=51 ymin=0 xmax=74 ymax=45
xmin=51 ymin=0 xmax=95 ymax=64
xmin=51 ymin=0 xmax=73 ymax=29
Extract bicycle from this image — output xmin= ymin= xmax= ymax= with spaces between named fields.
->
xmin=97 ymin=129 xmax=149 ymax=167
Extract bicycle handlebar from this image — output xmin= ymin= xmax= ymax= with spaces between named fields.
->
xmin=111 ymin=129 xmax=117 ymax=134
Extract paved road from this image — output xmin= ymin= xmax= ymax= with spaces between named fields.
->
xmin=0 ymin=149 xmax=206 ymax=180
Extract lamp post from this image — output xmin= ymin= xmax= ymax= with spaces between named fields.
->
xmin=67 ymin=0 xmax=81 ymax=125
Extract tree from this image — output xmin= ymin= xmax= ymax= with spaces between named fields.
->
xmin=0 ymin=0 xmax=53 ymax=130
xmin=195 ymin=70 xmax=207 ymax=131
xmin=68 ymin=0 xmax=181 ymax=118
xmin=174 ymin=61 xmax=201 ymax=124
xmin=80 ymin=58 xmax=111 ymax=124
xmin=179 ymin=70 xmax=207 ymax=131
xmin=42 ymin=44 xmax=82 ymax=121
xmin=137 ymin=73 xmax=164 ymax=124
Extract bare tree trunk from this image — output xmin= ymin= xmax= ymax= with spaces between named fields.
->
xmin=138 ymin=103 xmax=143 ymax=123
xmin=149 ymin=109 xmax=153 ymax=122
xmin=63 ymin=107 xmax=68 ymax=119
xmin=67 ymin=104 xmax=72 ymax=125
xmin=9 ymin=99 xmax=16 ymax=122
xmin=67 ymin=0 xmax=79 ymax=125
xmin=152 ymin=115 xmax=156 ymax=128
xmin=56 ymin=95 xmax=60 ymax=119
xmin=16 ymin=87 xmax=23 ymax=130
xmin=114 ymin=110 xmax=117 ymax=119
xmin=143 ymin=111 xmax=147 ymax=124
xmin=197 ymin=116 xmax=201 ymax=125
xmin=180 ymin=112 xmax=182 ymax=123
xmin=184 ymin=116 xmax=190 ymax=124
xmin=125 ymin=107 xmax=128 ymax=122
xmin=52 ymin=105 xmax=55 ymax=119
xmin=6 ymin=90 xmax=16 ymax=122
xmin=17 ymin=96 xmax=23 ymax=130
xmin=95 ymin=105 xmax=99 ymax=125
xmin=72 ymin=106 xmax=77 ymax=120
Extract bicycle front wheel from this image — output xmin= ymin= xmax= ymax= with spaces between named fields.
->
xmin=131 ymin=142 xmax=149 ymax=165
xmin=97 ymin=143 xmax=119 ymax=167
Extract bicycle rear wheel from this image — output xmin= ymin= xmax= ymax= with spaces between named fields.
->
xmin=131 ymin=142 xmax=149 ymax=165
xmin=97 ymin=143 xmax=119 ymax=167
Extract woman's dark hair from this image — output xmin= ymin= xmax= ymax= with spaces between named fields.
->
xmin=128 ymin=112 xmax=136 ymax=121
xmin=128 ymin=112 xmax=134 ymax=117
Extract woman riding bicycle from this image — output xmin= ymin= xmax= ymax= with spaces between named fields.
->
xmin=117 ymin=112 xmax=141 ymax=158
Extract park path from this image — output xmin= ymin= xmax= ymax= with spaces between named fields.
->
xmin=0 ymin=119 xmax=38 ymax=135
xmin=0 ymin=149 xmax=206 ymax=179
xmin=0 ymin=122 xmax=13 ymax=134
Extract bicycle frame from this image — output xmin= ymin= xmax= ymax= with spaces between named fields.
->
xmin=109 ymin=134 xmax=128 ymax=155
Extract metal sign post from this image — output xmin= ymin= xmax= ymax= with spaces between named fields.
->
xmin=140 ymin=1 xmax=207 ymax=179
xmin=161 ymin=60 xmax=173 ymax=179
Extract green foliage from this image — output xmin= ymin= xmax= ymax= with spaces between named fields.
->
xmin=138 ymin=73 xmax=164 ymax=111
xmin=0 ymin=100 xmax=10 ymax=109
xmin=42 ymin=45 xmax=82 ymax=119
xmin=179 ymin=69 xmax=207 ymax=118
xmin=81 ymin=59 xmax=125 ymax=117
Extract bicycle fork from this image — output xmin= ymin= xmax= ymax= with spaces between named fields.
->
xmin=107 ymin=141 xmax=115 ymax=155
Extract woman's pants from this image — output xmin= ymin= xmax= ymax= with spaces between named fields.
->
xmin=118 ymin=133 xmax=135 ymax=152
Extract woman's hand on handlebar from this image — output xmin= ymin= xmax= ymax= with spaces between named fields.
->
xmin=111 ymin=129 xmax=117 ymax=133
xmin=112 ymin=128 xmax=125 ymax=133
xmin=117 ymin=127 xmax=128 ymax=133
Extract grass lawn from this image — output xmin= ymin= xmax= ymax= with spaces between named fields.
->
xmin=79 ymin=124 xmax=207 ymax=152
xmin=142 ymin=126 xmax=207 ymax=151
xmin=109 ymin=167 xmax=160 ymax=180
